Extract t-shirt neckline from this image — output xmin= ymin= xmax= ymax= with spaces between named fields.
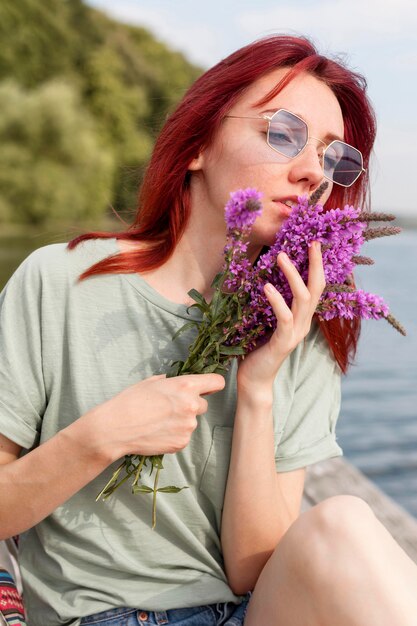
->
xmin=104 ymin=238 xmax=203 ymax=322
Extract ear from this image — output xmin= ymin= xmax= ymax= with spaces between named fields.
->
xmin=188 ymin=152 xmax=205 ymax=171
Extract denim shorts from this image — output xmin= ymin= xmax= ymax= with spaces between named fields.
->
xmin=79 ymin=594 xmax=251 ymax=626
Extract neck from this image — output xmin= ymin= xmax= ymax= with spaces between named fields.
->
xmin=140 ymin=196 xmax=228 ymax=306
xmin=132 ymin=179 xmax=264 ymax=306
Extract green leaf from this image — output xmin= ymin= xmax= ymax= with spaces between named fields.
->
xmin=150 ymin=455 xmax=164 ymax=469
xmin=166 ymin=361 xmax=184 ymax=377
xmin=189 ymin=356 xmax=208 ymax=372
xmin=202 ymin=363 xmax=221 ymax=373
xmin=219 ymin=345 xmax=246 ymax=355
xmin=209 ymin=291 xmax=219 ymax=316
xmin=210 ymin=272 xmax=224 ymax=289
xmin=187 ymin=289 xmax=209 ymax=308
xmin=171 ymin=321 xmax=199 ymax=341
xmin=132 ymin=485 xmax=154 ymax=494
xmin=157 ymin=486 xmax=189 ymax=493
xmin=186 ymin=302 xmax=209 ymax=316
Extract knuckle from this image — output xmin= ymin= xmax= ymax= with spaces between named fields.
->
xmin=181 ymin=430 xmax=193 ymax=450
xmin=175 ymin=435 xmax=189 ymax=451
xmin=211 ymin=373 xmax=226 ymax=389
xmin=187 ymin=400 xmax=199 ymax=414
xmin=299 ymin=291 xmax=311 ymax=304
xmin=180 ymin=378 xmax=193 ymax=391
xmin=280 ymin=311 xmax=293 ymax=325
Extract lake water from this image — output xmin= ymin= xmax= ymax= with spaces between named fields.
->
xmin=1 ymin=227 xmax=417 ymax=518
xmin=339 ymin=229 xmax=417 ymax=519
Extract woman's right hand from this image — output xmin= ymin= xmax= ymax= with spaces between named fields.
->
xmin=83 ymin=373 xmax=225 ymax=462
xmin=0 ymin=373 xmax=226 ymax=538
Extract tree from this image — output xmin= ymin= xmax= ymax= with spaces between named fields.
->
xmin=0 ymin=0 xmax=202 ymax=224
xmin=0 ymin=80 xmax=115 ymax=225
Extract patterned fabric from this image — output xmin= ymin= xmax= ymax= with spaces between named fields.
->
xmin=0 ymin=569 xmax=26 ymax=626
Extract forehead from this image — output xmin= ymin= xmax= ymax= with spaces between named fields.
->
xmin=231 ymin=68 xmax=345 ymax=137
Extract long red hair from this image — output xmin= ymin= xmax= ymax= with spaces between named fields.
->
xmin=67 ymin=35 xmax=377 ymax=373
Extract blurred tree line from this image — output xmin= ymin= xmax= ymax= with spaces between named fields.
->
xmin=0 ymin=0 xmax=202 ymax=226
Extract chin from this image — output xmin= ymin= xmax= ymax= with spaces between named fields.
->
xmin=248 ymin=220 xmax=286 ymax=253
xmin=262 ymin=228 xmax=284 ymax=247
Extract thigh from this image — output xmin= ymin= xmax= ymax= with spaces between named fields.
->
xmin=243 ymin=503 xmax=333 ymax=626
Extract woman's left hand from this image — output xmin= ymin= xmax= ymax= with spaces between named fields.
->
xmin=236 ymin=241 xmax=325 ymax=396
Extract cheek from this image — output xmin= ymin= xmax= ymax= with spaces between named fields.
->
xmin=233 ymin=135 xmax=294 ymax=169
xmin=215 ymin=128 xmax=292 ymax=170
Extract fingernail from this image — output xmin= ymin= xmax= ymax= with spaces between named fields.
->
xmin=278 ymin=252 xmax=290 ymax=263
xmin=265 ymin=283 xmax=276 ymax=293
xmin=312 ymin=241 xmax=321 ymax=250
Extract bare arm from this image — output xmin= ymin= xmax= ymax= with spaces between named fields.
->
xmin=221 ymin=243 xmax=324 ymax=594
xmin=0 ymin=373 xmax=225 ymax=540
xmin=220 ymin=392 xmax=306 ymax=595
xmin=0 ymin=419 xmax=116 ymax=540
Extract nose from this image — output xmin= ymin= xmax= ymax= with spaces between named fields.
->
xmin=287 ymin=141 xmax=325 ymax=190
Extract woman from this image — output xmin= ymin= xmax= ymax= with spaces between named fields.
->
xmin=1 ymin=35 xmax=417 ymax=626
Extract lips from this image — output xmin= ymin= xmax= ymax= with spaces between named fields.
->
xmin=274 ymin=196 xmax=299 ymax=206
xmin=272 ymin=198 xmax=296 ymax=218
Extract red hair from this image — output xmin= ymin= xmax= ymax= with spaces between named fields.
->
xmin=67 ymin=35 xmax=377 ymax=373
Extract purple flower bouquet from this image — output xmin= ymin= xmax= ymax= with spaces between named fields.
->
xmin=97 ymin=182 xmax=405 ymax=527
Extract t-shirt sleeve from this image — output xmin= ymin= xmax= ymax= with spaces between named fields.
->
xmin=273 ymin=322 xmax=343 ymax=472
xmin=0 ymin=251 xmax=47 ymax=449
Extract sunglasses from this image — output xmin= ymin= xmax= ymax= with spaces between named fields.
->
xmin=225 ymin=108 xmax=365 ymax=188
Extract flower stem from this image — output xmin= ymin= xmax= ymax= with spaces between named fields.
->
xmin=152 ymin=465 xmax=161 ymax=530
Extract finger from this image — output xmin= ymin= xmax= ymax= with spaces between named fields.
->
xmin=181 ymin=373 xmax=226 ymax=395
xmin=197 ymin=398 xmax=209 ymax=414
xmin=307 ymin=241 xmax=326 ymax=302
xmin=264 ymin=283 xmax=293 ymax=327
xmin=277 ymin=252 xmax=311 ymax=307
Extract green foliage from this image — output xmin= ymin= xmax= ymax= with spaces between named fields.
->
xmin=0 ymin=0 xmax=202 ymax=225
xmin=124 ymin=24 xmax=202 ymax=126
xmin=0 ymin=0 xmax=90 ymax=88
xmin=0 ymin=80 xmax=115 ymax=225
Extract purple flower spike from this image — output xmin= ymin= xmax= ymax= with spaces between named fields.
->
xmin=224 ymin=188 xmax=263 ymax=234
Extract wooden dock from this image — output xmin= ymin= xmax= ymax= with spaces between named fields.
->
xmin=302 ymin=456 xmax=417 ymax=565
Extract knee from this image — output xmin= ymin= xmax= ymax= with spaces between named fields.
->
xmin=275 ymin=496 xmax=376 ymax=588
xmin=281 ymin=495 xmax=376 ymax=565
xmin=310 ymin=495 xmax=376 ymax=538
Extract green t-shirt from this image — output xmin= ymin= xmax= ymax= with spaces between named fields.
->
xmin=0 ymin=238 xmax=343 ymax=626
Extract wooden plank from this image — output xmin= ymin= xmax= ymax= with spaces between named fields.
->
xmin=301 ymin=457 xmax=417 ymax=565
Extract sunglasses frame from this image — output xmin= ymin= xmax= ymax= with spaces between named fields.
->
xmin=225 ymin=108 xmax=366 ymax=188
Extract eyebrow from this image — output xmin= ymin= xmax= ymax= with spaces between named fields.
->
xmin=260 ymin=108 xmax=344 ymax=143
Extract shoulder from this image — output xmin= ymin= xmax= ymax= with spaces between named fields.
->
xmin=19 ymin=242 xmax=72 ymax=277
xmin=9 ymin=239 xmax=114 ymax=287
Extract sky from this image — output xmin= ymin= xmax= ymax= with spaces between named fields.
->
xmin=86 ymin=0 xmax=417 ymax=214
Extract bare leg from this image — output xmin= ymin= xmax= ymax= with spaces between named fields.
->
xmin=244 ymin=495 xmax=417 ymax=626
